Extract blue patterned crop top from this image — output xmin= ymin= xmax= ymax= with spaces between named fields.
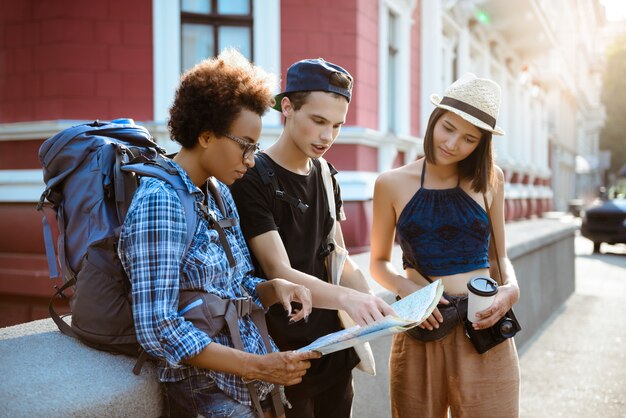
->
xmin=396 ymin=163 xmax=490 ymax=277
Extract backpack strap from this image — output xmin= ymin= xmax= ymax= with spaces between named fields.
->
xmin=254 ymin=152 xmax=276 ymax=188
xmin=177 ymin=291 xmax=284 ymax=418
xmin=47 ymin=277 xmax=77 ymax=338
xmin=224 ymin=299 xmax=285 ymax=418
xmin=207 ymin=178 xmax=238 ymax=229
xmin=114 ymin=146 xmax=140 ymax=225
xmin=318 ymin=157 xmax=343 ymax=269
xmin=254 ymin=153 xmax=309 ymax=214
xmin=483 ymin=193 xmax=505 ymax=286
xmin=121 ymin=161 xmax=197 ymax=253
xmin=196 ymin=178 xmax=237 ymax=268
xmin=38 ymin=204 xmax=61 ymax=279
xmin=121 ymin=160 xmax=203 ymax=375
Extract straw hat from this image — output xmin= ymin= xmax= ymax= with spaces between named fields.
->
xmin=430 ymin=73 xmax=505 ymax=136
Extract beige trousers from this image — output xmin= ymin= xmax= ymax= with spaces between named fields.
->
xmin=390 ymin=324 xmax=520 ymax=418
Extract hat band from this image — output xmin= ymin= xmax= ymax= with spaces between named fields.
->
xmin=440 ymin=97 xmax=496 ymax=129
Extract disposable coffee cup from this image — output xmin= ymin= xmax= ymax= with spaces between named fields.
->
xmin=467 ymin=277 xmax=498 ymax=323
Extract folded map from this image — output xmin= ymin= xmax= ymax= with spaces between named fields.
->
xmin=297 ymin=280 xmax=444 ymax=355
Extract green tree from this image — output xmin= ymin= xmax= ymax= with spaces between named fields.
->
xmin=600 ymin=34 xmax=626 ymax=178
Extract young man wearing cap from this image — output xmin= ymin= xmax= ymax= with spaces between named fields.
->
xmin=231 ymin=59 xmax=394 ymax=417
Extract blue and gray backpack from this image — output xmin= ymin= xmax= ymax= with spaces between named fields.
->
xmin=37 ymin=120 xmax=286 ymax=417
xmin=37 ymin=119 xmax=198 ymax=373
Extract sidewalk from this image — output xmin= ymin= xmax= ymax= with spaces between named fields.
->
xmin=518 ymin=236 xmax=626 ymax=417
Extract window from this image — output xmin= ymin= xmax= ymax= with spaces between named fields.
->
xmin=379 ymin=0 xmax=412 ymax=136
xmin=180 ymin=0 xmax=253 ymax=72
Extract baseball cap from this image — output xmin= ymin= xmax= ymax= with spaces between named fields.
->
xmin=272 ymin=58 xmax=353 ymax=111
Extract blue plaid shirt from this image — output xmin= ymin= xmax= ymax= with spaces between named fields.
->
xmin=118 ymin=160 xmax=277 ymax=406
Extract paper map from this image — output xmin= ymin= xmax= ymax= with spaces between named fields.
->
xmin=297 ymin=280 xmax=444 ymax=355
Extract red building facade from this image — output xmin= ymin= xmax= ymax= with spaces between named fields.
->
xmin=2 ymin=0 xmax=554 ymax=327
xmin=0 ymin=0 xmax=426 ymax=327
xmin=0 ymin=0 xmax=155 ymax=325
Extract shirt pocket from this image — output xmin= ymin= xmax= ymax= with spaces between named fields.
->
xmin=181 ymin=223 xmax=230 ymax=290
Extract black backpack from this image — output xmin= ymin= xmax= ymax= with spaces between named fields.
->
xmin=254 ymin=152 xmax=310 ymax=218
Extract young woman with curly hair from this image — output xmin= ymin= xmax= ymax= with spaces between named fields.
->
xmin=118 ymin=49 xmax=320 ymax=418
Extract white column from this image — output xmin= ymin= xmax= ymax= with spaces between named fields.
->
xmin=532 ymin=99 xmax=541 ymax=172
xmin=456 ymin=27 xmax=470 ymax=75
xmin=153 ymin=0 xmax=181 ymax=123
xmin=378 ymin=2 xmax=389 ymax=133
xmin=441 ymin=38 xmax=455 ymax=89
xmin=254 ymin=0 xmax=281 ymax=128
xmin=509 ymin=80 xmax=520 ymax=168
xmin=420 ymin=0 xmax=443 ymax=137
xmin=521 ymin=89 xmax=531 ymax=168
xmin=494 ymin=70 xmax=508 ymax=165
xmin=540 ymin=102 xmax=550 ymax=173
xmin=378 ymin=141 xmax=398 ymax=173
xmin=397 ymin=10 xmax=413 ymax=136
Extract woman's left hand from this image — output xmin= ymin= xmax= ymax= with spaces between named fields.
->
xmin=471 ymin=284 xmax=519 ymax=330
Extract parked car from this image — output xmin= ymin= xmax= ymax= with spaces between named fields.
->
xmin=581 ymin=184 xmax=626 ymax=253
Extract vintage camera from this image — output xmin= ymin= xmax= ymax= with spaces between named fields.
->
xmin=497 ymin=315 xmax=520 ymax=338
xmin=464 ymin=310 xmax=521 ymax=354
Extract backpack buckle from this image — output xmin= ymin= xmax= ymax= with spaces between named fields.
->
xmin=319 ymin=242 xmax=334 ymax=259
xmin=53 ymin=285 xmax=70 ymax=300
xmin=196 ymin=201 xmax=211 ymax=219
xmin=232 ymin=297 xmax=253 ymax=317
xmin=296 ymin=201 xmax=309 ymax=213
xmin=36 ymin=193 xmax=47 ymax=211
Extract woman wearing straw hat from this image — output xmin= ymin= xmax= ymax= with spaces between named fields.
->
xmin=370 ymin=73 xmax=520 ymax=417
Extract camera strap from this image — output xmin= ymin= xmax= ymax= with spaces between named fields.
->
xmin=482 ymin=193 xmax=504 ymax=286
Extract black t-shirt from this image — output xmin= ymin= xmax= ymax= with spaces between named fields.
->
xmin=230 ymin=153 xmax=359 ymax=398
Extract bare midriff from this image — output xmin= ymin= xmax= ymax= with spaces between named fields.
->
xmin=406 ymin=267 xmax=491 ymax=296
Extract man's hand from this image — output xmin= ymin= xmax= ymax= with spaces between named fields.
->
xmin=244 ymin=350 xmax=321 ymax=386
xmin=340 ymin=289 xmax=396 ymax=326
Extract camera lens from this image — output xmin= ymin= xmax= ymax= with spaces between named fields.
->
xmin=499 ymin=319 xmax=517 ymax=338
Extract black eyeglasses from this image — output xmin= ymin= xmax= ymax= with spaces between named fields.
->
xmin=223 ymin=133 xmax=260 ymax=160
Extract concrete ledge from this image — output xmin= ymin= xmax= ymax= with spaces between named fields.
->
xmin=0 ymin=318 xmax=160 ymax=418
xmin=505 ymin=217 xmax=579 ymax=260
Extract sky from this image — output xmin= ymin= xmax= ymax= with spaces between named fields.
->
xmin=599 ymin=0 xmax=626 ymax=21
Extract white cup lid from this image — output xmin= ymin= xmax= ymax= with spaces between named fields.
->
xmin=467 ymin=277 xmax=498 ymax=296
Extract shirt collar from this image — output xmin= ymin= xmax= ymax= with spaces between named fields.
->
xmin=166 ymin=158 xmax=206 ymax=197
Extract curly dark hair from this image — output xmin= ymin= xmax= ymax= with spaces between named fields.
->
xmin=168 ymin=49 xmax=277 ymax=148
xmin=423 ymin=107 xmax=495 ymax=194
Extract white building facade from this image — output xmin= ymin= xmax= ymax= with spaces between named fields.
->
xmin=420 ymin=0 xmax=605 ymax=217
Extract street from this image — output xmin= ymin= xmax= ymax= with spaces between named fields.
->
xmin=520 ymin=235 xmax=626 ymax=418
